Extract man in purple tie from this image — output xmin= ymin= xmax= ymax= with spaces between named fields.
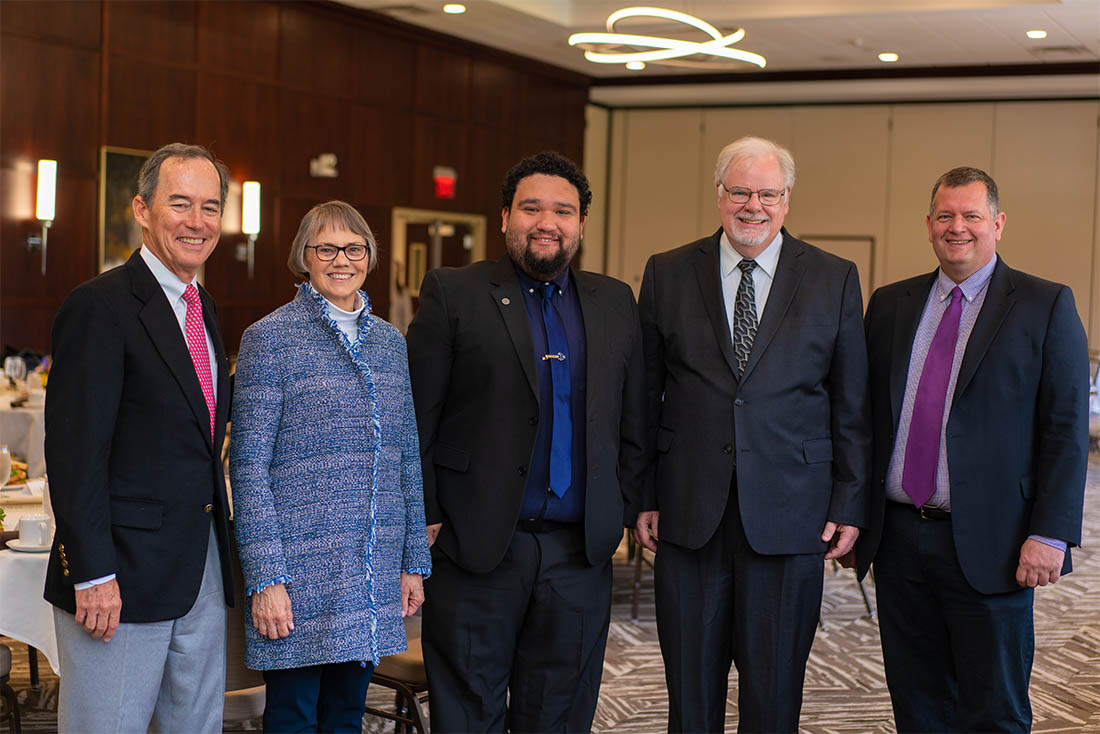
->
xmin=855 ymin=167 xmax=1088 ymax=732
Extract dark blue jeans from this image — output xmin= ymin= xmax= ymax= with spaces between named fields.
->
xmin=262 ymin=660 xmax=375 ymax=733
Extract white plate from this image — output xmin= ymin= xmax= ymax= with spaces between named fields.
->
xmin=1 ymin=483 xmax=29 ymax=493
xmin=6 ymin=538 xmax=51 ymax=553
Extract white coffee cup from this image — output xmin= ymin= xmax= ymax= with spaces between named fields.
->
xmin=19 ymin=513 xmax=51 ymax=547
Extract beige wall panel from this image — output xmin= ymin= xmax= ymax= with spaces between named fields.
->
xmin=608 ymin=108 xmax=705 ymax=292
xmin=583 ymin=104 xmax=610 ymax=274
xmin=885 ymin=104 xmax=995 ymax=287
xmin=786 ymin=106 xmax=891 ymax=304
xmin=993 ymin=100 xmax=1098 ymax=335
xmin=699 ymin=108 xmax=796 ymax=235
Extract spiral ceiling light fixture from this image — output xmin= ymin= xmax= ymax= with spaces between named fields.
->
xmin=568 ymin=6 xmax=766 ymax=71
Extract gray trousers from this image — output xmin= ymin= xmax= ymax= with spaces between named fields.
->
xmin=54 ymin=524 xmax=227 ymax=733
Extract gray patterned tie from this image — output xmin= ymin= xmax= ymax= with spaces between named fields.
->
xmin=732 ymin=259 xmax=758 ymax=377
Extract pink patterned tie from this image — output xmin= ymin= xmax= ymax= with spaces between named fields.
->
xmin=902 ymin=286 xmax=963 ymax=507
xmin=182 ymin=284 xmax=216 ymax=442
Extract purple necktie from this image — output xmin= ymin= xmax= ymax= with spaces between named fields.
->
xmin=902 ymin=286 xmax=963 ymax=507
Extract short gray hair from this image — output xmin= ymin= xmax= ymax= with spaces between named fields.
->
xmin=287 ymin=201 xmax=379 ymax=278
xmin=714 ymin=136 xmax=796 ymax=190
xmin=137 ymin=142 xmax=229 ymax=209
xmin=929 ymin=166 xmax=1000 ymax=216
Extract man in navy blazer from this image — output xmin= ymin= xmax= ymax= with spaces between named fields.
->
xmin=45 ymin=143 xmax=234 ymax=732
xmin=635 ymin=136 xmax=871 ymax=732
xmin=856 ymin=166 xmax=1088 ymax=731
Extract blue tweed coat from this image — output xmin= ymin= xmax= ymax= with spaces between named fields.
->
xmin=230 ymin=283 xmax=431 ymax=670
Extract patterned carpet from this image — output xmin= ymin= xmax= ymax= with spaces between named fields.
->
xmin=5 ymin=459 xmax=1100 ymax=733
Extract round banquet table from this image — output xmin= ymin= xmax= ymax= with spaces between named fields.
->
xmin=0 ymin=545 xmax=58 ymax=674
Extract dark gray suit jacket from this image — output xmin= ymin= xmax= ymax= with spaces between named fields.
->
xmin=44 ymin=250 xmax=233 ymax=622
xmin=406 ymin=256 xmax=651 ymax=573
xmin=639 ymin=228 xmax=871 ymax=553
xmin=858 ymin=257 xmax=1088 ymax=594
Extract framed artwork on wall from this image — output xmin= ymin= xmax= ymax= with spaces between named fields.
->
xmin=99 ymin=146 xmax=151 ymax=273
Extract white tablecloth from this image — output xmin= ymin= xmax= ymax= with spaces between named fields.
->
xmin=0 ymin=395 xmax=45 ymax=478
xmin=0 ymin=547 xmax=58 ymax=673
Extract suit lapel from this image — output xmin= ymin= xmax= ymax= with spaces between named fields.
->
xmin=739 ymin=232 xmax=806 ymax=384
xmin=953 ymin=258 xmax=1015 ymax=401
xmin=890 ymin=272 xmax=936 ymax=428
xmin=692 ymin=231 xmax=739 ymax=377
xmin=574 ymin=270 xmax=604 ymax=412
xmin=127 ymin=252 xmax=215 ymax=452
xmin=490 ymin=256 xmax=538 ymax=398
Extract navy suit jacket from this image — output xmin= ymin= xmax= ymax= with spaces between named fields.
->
xmin=406 ymin=256 xmax=651 ymax=573
xmin=857 ymin=257 xmax=1088 ymax=594
xmin=639 ymin=228 xmax=871 ymax=553
xmin=44 ymin=250 xmax=234 ymax=622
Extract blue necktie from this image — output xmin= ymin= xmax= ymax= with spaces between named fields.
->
xmin=540 ymin=282 xmax=572 ymax=498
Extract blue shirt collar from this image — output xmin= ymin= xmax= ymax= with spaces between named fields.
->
xmin=936 ymin=253 xmax=997 ymax=303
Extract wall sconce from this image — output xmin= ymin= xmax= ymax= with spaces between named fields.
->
xmin=27 ymin=159 xmax=56 ymax=276
xmin=239 ymin=180 xmax=260 ymax=279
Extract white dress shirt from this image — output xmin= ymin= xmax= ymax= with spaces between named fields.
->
xmin=719 ymin=229 xmax=784 ymax=339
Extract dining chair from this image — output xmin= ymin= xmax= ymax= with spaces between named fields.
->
xmin=627 ymin=529 xmax=654 ymax=623
xmin=0 ymin=643 xmax=21 ymax=733
xmin=362 ymin=615 xmax=429 ymax=733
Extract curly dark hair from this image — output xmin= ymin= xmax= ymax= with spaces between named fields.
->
xmin=500 ymin=151 xmax=592 ymax=218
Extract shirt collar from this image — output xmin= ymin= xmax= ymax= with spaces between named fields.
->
xmin=512 ymin=257 xmax=572 ymax=295
xmin=139 ymin=245 xmax=196 ymax=305
xmin=936 ymin=253 xmax=997 ymax=303
xmin=719 ymin=229 xmax=784 ymax=280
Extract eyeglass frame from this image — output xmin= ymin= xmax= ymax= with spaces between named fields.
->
xmin=719 ymin=183 xmax=787 ymax=207
xmin=305 ymin=243 xmax=369 ymax=262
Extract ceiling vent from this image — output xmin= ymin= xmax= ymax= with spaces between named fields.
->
xmin=371 ymin=4 xmax=429 ymax=15
xmin=1030 ymin=45 xmax=1091 ymax=60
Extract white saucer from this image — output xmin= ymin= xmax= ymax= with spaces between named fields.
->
xmin=6 ymin=538 xmax=51 ymax=553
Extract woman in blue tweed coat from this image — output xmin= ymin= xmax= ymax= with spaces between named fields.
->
xmin=230 ymin=201 xmax=431 ymax=733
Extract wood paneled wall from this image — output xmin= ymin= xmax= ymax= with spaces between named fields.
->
xmin=1 ymin=0 xmax=589 ymax=353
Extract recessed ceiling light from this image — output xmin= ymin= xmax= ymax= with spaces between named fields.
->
xmin=1026 ymin=29 xmax=1048 ymax=39
xmin=443 ymin=3 xmax=466 ymax=14
xmin=878 ymin=52 xmax=899 ymax=62
xmin=625 ymin=61 xmax=646 ymax=70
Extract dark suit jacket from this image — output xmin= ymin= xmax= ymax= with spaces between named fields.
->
xmin=639 ymin=228 xmax=870 ymax=553
xmin=857 ymin=257 xmax=1088 ymax=594
xmin=406 ymin=256 xmax=651 ymax=574
xmin=44 ymin=250 xmax=233 ymax=622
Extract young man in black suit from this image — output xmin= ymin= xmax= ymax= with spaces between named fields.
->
xmin=406 ymin=151 xmax=649 ymax=732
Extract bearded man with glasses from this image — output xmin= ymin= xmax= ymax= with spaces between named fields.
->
xmin=635 ymin=136 xmax=871 ymax=732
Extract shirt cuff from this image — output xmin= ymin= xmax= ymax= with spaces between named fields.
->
xmin=1028 ymin=535 xmax=1067 ymax=552
xmin=74 ymin=573 xmax=116 ymax=591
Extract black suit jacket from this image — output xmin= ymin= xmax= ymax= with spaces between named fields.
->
xmin=44 ymin=250 xmax=233 ymax=622
xmin=406 ymin=256 xmax=651 ymax=573
xmin=639 ymin=228 xmax=870 ymax=553
xmin=857 ymin=257 xmax=1088 ymax=594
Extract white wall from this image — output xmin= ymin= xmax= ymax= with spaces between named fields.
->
xmin=590 ymin=100 xmax=1100 ymax=340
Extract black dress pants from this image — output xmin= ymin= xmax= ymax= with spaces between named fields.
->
xmin=422 ymin=523 xmax=612 ymax=733
xmin=875 ymin=502 xmax=1034 ymax=732
xmin=655 ymin=484 xmax=824 ymax=733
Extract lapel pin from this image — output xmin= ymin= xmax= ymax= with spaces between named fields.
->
xmin=501 ymin=297 xmax=511 ymax=305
